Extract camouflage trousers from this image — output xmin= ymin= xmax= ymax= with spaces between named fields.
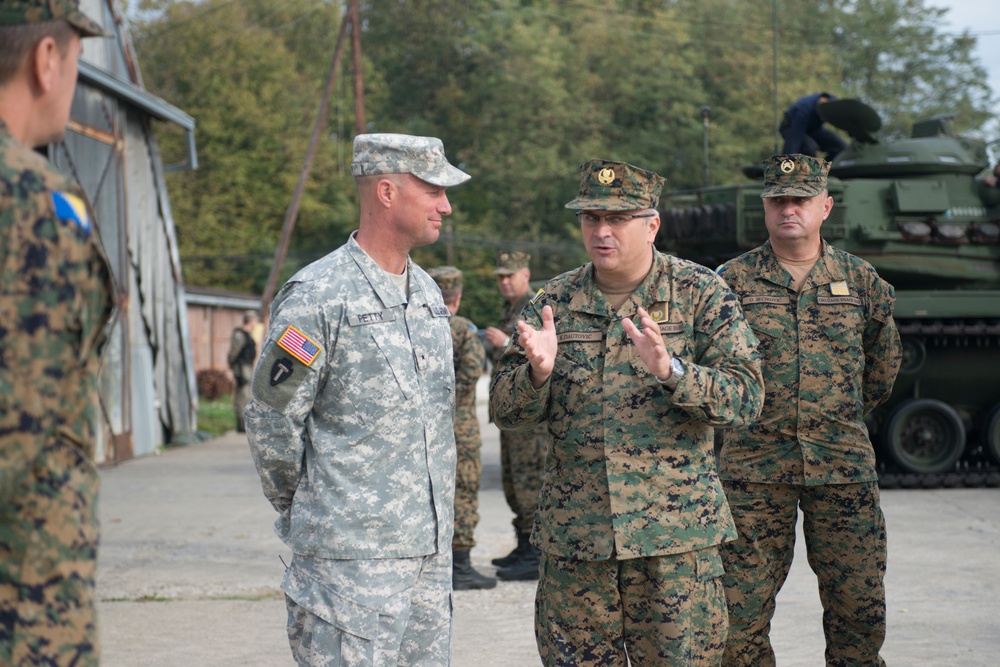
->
xmin=233 ymin=380 xmax=252 ymax=432
xmin=282 ymin=550 xmax=452 ymax=667
xmin=535 ymin=548 xmax=727 ymax=667
xmin=720 ymin=480 xmax=887 ymax=667
xmin=499 ymin=423 xmax=549 ymax=533
xmin=452 ymin=428 xmax=482 ymax=550
xmin=0 ymin=440 xmax=100 ymax=666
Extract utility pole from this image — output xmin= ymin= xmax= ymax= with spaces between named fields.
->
xmin=259 ymin=0 xmax=365 ymax=319
xmin=700 ymin=106 xmax=711 ymax=188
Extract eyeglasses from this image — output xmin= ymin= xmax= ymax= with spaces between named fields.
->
xmin=576 ymin=212 xmax=656 ymax=226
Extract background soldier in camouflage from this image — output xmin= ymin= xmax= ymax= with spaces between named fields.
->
xmin=244 ymin=133 xmax=470 ymax=666
xmin=717 ymin=154 xmax=902 ymax=667
xmin=491 ymin=159 xmax=763 ymax=666
xmin=484 ymin=250 xmax=551 ymax=581
xmin=228 ymin=309 xmax=258 ymax=433
xmin=427 ymin=266 xmax=496 ymax=591
xmin=0 ymin=2 xmax=114 ymax=665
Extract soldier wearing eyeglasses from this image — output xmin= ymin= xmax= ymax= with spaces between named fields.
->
xmin=490 ymin=159 xmax=764 ymax=665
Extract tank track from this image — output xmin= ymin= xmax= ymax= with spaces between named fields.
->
xmin=875 ymin=317 xmax=1000 ymax=489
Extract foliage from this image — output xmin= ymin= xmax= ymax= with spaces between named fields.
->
xmin=129 ymin=0 xmax=999 ymax=296
xmin=195 ymin=394 xmax=236 ymax=437
xmin=196 ymin=368 xmax=233 ymax=400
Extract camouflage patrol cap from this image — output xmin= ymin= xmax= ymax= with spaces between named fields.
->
xmin=351 ymin=133 xmax=471 ymax=187
xmin=761 ymin=153 xmax=831 ymax=198
xmin=0 ymin=0 xmax=110 ymax=37
xmin=492 ymin=250 xmax=530 ymax=276
xmin=427 ymin=265 xmax=463 ymax=292
xmin=565 ymin=159 xmax=665 ymax=211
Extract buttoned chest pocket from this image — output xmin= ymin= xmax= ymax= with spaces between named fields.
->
xmin=817 ymin=297 xmax=866 ymax=375
xmin=550 ymin=341 xmax=602 ymax=440
xmin=324 ymin=325 xmax=413 ymax=429
xmin=743 ymin=302 xmax=789 ymax=361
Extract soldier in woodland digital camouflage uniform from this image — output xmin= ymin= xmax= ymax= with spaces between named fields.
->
xmin=484 ymin=250 xmax=551 ymax=581
xmin=228 ymin=309 xmax=258 ymax=432
xmin=490 ymin=159 xmax=763 ymax=666
xmin=716 ymin=154 xmax=902 ymax=667
xmin=0 ymin=2 xmax=114 ymax=665
xmin=244 ymin=134 xmax=470 ymax=665
xmin=427 ymin=266 xmax=496 ymax=591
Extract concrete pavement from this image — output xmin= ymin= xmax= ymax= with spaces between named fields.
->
xmin=96 ymin=377 xmax=1000 ymax=665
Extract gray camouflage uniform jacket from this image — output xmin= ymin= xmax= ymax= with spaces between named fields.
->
xmin=245 ymin=233 xmax=456 ymax=558
xmin=490 ymin=251 xmax=763 ymax=561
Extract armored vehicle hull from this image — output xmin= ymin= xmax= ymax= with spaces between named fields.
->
xmin=659 ymin=100 xmax=1000 ymax=487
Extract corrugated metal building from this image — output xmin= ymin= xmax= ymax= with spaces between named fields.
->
xmin=45 ymin=1 xmax=199 ymax=464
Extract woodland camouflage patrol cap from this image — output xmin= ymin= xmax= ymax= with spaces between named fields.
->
xmin=0 ymin=0 xmax=110 ymax=37
xmin=351 ymin=133 xmax=471 ymax=187
xmin=492 ymin=250 xmax=529 ymax=276
xmin=565 ymin=159 xmax=665 ymax=211
xmin=427 ymin=265 xmax=463 ymax=292
xmin=761 ymin=154 xmax=831 ymax=198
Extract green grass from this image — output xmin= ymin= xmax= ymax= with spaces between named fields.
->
xmin=197 ymin=394 xmax=235 ymax=437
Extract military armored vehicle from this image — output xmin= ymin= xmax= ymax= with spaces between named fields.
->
xmin=659 ymin=99 xmax=1000 ymax=487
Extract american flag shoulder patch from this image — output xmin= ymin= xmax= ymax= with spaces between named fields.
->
xmin=277 ymin=325 xmax=322 ymax=366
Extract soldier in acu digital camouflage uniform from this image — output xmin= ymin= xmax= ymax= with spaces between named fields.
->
xmin=427 ymin=266 xmax=496 ymax=591
xmin=0 ymin=2 xmax=115 ymax=665
xmin=244 ymin=133 xmax=470 ymax=666
xmin=484 ymin=250 xmax=552 ymax=581
xmin=491 ymin=159 xmax=764 ymax=666
xmin=717 ymin=154 xmax=902 ymax=667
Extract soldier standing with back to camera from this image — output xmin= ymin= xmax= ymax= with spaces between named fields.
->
xmin=228 ymin=309 xmax=259 ymax=433
xmin=427 ymin=265 xmax=496 ymax=591
xmin=0 ymin=2 xmax=115 ymax=664
xmin=717 ymin=154 xmax=902 ymax=667
xmin=492 ymin=159 xmax=763 ymax=665
xmin=484 ymin=250 xmax=552 ymax=581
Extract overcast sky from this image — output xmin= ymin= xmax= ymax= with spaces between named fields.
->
xmin=935 ymin=0 xmax=1000 ymax=127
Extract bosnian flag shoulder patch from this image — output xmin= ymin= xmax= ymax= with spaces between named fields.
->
xmin=277 ymin=325 xmax=322 ymax=366
xmin=51 ymin=191 xmax=92 ymax=233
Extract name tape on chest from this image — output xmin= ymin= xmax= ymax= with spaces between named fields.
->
xmin=556 ymin=331 xmax=603 ymax=344
xmin=277 ymin=325 xmax=322 ymax=366
xmin=348 ymin=309 xmax=397 ymax=326
xmin=817 ymin=295 xmax=862 ymax=306
xmin=742 ymin=295 xmax=791 ymax=305
xmin=430 ymin=305 xmax=451 ymax=318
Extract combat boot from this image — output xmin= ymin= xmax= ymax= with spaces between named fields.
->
xmin=496 ymin=543 xmax=541 ymax=581
xmin=491 ymin=531 xmax=531 ymax=568
xmin=453 ymin=550 xmax=497 ymax=590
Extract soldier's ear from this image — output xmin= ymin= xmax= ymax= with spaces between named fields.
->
xmin=30 ymin=36 xmax=61 ymax=95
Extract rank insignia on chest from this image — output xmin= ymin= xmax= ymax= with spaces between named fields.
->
xmin=647 ymin=301 xmax=669 ymax=322
xmin=277 ymin=325 xmax=322 ymax=366
xmin=830 ymin=280 xmax=850 ymax=296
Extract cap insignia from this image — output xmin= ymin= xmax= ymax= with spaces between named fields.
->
xmin=598 ymin=168 xmax=616 ymax=185
xmin=780 ymin=159 xmax=795 ymax=174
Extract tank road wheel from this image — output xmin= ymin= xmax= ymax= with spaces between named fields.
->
xmin=884 ymin=399 xmax=966 ymax=474
xmin=898 ymin=337 xmax=926 ymax=375
xmin=983 ymin=404 xmax=1000 ymax=466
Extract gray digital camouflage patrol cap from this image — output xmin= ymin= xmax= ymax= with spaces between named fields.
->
xmin=761 ymin=154 xmax=831 ymax=198
xmin=351 ymin=133 xmax=471 ymax=187
xmin=0 ymin=0 xmax=110 ymax=37
xmin=565 ymin=159 xmax=665 ymax=211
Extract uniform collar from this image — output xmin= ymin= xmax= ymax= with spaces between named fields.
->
xmin=346 ymin=232 xmax=428 ymax=308
xmin=759 ymin=239 xmax=847 ymax=290
xmin=568 ymin=250 xmax=673 ymax=320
